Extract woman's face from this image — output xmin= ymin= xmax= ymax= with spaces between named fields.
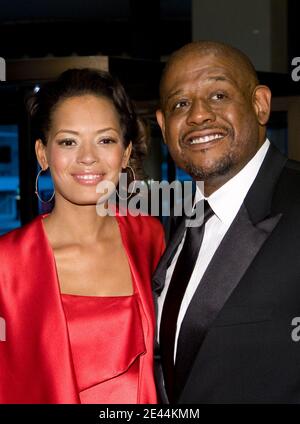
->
xmin=35 ymin=94 xmax=132 ymax=206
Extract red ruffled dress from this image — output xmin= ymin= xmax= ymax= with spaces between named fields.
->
xmin=61 ymin=292 xmax=147 ymax=404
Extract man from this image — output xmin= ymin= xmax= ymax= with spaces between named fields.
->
xmin=153 ymin=40 xmax=300 ymax=403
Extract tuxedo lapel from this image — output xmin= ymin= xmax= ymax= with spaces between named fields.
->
xmin=154 ymin=144 xmax=287 ymax=402
xmin=175 ymin=144 xmax=287 ymax=400
xmin=152 ymin=214 xmax=186 ymax=404
xmin=153 ymin=190 xmax=196 ymax=297
xmin=152 ymin=215 xmax=186 ymax=297
xmin=175 ymin=204 xmax=282 ymax=397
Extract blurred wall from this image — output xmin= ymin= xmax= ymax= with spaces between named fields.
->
xmin=192 ymin=0 xmax=287 ymax=72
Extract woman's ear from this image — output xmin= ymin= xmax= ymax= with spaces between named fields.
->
xmin=35 ymin=139 xmax=49 ymax=170
xmin=122 ymin=141 xmax=132 ymax=168
xmin=252 ymin=85 xmax=272 ymax=126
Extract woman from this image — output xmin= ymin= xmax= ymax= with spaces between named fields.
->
xmin=0 ymin=68 xmax=165 ymax=403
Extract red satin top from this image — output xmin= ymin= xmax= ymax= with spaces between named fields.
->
xmin=0 ymin=212 xmax=164 ymax=403
xmin=61 ymin=293 xmax=146 ymax=404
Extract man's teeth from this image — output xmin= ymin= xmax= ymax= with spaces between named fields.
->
xmin=190 ymin=134 xmax=224 ymax=144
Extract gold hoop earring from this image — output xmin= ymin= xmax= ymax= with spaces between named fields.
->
xmin=35 ymin=168 xmax=55 ymax=203
xmin=116 ymin=165 xmax=136 ymax=200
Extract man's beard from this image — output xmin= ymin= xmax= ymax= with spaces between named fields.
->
xmin=182 ymin=150 xmax=235 ymax=181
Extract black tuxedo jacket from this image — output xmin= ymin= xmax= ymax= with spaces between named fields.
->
xmin=153 ymin=144 xmax=300 ymax=403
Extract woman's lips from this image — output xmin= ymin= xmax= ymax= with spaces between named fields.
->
xmin=71 ymin=173 xmax=105 ymax=185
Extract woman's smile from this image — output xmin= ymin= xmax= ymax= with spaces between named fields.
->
xmin=71 ymin=172 xmax=106 ymax=185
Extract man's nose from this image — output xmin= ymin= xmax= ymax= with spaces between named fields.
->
xmin=76 ymin=144 xmax=98 ymax=165
xmin=186 ymin=99 xmax=216 ymax=126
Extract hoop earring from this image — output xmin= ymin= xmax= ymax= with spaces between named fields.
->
xmin=116 ymin=165 xmax=136 ymax=200
xmin=35 ymin=168 xmax=55 ymax=203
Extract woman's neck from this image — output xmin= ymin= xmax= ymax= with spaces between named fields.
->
xmin=43 ymin=200 xmax=115 ymax=246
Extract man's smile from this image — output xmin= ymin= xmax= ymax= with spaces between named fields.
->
xmin=189 ymin=133 xmax=225 ymax=144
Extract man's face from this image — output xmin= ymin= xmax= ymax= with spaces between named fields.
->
xmin=157 ymin=52 xmax=271 ymax=192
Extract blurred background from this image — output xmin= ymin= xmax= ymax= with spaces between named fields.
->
xmin=0 ymin=0 xmax=300 ymax=234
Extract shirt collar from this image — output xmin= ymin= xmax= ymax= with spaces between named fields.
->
xmin=195 ymin=139 xmax=271 ymax=225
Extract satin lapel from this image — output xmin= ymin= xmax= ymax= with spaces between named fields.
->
xmin=116 ymin=213 xmax=158 ymax=403
xmin=116 ymin=213 xmax=152 ymax=320
xmin=33 ymin=216 xmax=80 ymax=403
xmin=0 ymin=215 xmax=79 ymax=403
xmin=175 ymin=204 xmax=282 ymax=398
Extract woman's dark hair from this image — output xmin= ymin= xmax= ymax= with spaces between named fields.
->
xmin=27 ymin=68 xmax=148 ymax=179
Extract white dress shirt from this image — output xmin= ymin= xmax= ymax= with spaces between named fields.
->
xmin=157 ymin=139 xmax=271 ymax=361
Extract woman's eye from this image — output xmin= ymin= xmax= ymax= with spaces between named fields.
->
xmin=99 ymin=138 xmax=115 ymax=144
xmin=58 ymin=139 xmax=76 ymax=146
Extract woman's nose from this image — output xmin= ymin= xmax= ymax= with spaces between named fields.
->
xmin=76 ymin=144 xmax=98 ymax=165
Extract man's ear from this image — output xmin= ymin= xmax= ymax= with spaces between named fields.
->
xmin=252 ymin=85 xmax=271 ymax=126
xmin=35 ymin=139 xmax=49 ymax=170
xmin=156 ymin=109 xmax=167 ymax=144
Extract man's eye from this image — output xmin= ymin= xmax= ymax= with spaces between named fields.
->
xmin=211 ymin=93 xmax=226 ymax=100
xmin=174 ymin=100 xmax=189 ymax=110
